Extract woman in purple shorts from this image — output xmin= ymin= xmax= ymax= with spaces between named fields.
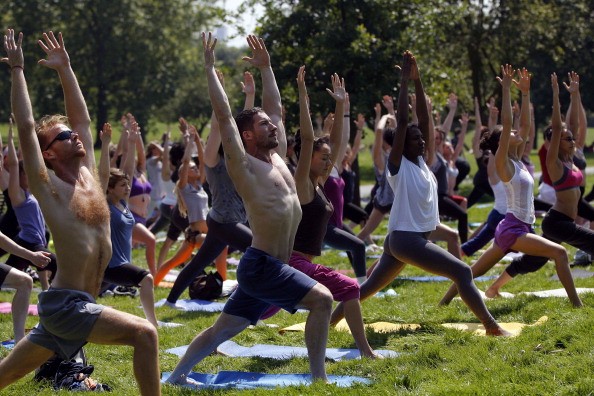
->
xmin=261 ymin=67 xmax=378 ymax=358
xmin=441 ymin=65 xmax=581 ymax=307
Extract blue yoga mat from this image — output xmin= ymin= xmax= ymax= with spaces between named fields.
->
xmin=399 ymin=275 xmax=497 ymax=282
xmin=155 ymin=298 xmax=225 ymax=312
xmin=220 ymin=340 xmax=398 ymax=360
xmin=166 ymin=340 xmax=398 ymax=361
xmin=161 ymin=370 xmax=371 ymax=389
xmin=1 ymin=340 xmax=15 ymax=350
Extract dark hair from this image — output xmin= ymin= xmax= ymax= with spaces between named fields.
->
xmin=383 ymin=127 xmax=396 ymax=146
xmin=235 ymin=107 xmax=264 ymax=146
xmin=107 ymin=168 xmax=130 ymax=191
xmin=169 ymin=142 xmax=185 ymax=169
xmin=293 ymin=131 xmax=330 ymax=160
xmin=480 ymin=125 xmax=502 ymax=154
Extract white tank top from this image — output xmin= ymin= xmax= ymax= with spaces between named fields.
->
xmin=504 ymin=159 xmax=535 ymax=224
xmin=387 ymin=156 xmax=439 ymax=233
xmin=491 ymin=180 xmax=507 ymax=215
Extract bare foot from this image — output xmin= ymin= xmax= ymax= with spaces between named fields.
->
xmin=484 ymin=288 xmax=500 ymax=298
xmin=361 ymin=350 xmax=384 ymax=359
xmin=166 ymin=374 xmax=203 ymax=388
xmin=485 ymin=326 xmax=513 ymax=337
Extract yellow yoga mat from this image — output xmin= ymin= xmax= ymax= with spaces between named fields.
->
xmin=280 ymin=316 xmax=548 ymax=337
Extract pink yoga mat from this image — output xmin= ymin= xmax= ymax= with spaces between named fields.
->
xmin=0 ymin=302 xmax=38 ymax=315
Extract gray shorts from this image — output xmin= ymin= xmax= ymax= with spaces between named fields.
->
xmin=28 ymin=288 xmax=104 ymax=360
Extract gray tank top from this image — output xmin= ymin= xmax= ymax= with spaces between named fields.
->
xmin=205 ymin=157 xmax=247 ymax=224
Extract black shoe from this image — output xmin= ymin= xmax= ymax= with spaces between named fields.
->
xmin=113 ymin=285 xmax=139 ymax=297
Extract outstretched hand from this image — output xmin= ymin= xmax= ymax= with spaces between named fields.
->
xmin=201 ymin=32 xmax=217 ymax=69
xmin=513 ymin=67 xmax=530 ymax=94
xmin=38 ymin=31 xmax=70 ymax=70
xmin=382 ymin=95 xmax=394 ymax=113
xmin=496 ymin=64 xmax=514 ymax=88
xmin=241 ymin=71 xmax=255 ymax=94
xmin=400 ymin=50 xmax=412 ymax=82
xmin=242 ymin=35 xmax=270 ymax=68
xmin=326 ymin=73 xmax=346 ymax=103
xmin=1 ymin=29 xmax=24 ymax=69
xmin=100 ymin=123 xmax=112 ymax=143
xmin=563 ymin=71 xmax=579 ymax=94
xmin=551 ymin=72 xmax=559 ymax=96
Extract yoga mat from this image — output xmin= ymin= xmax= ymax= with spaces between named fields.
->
xmin=155 ymin=298 xmax=225 ymax=312
xmin=157 ymin=321 xmax=184 ymax=328
xmin=398 ymin=275 xmax=497 ymax=282
xmin=550 ymin=269 xmax=594 ymax=281
xmin=282 ymin=316 xmax=548 ymax=337
xmin=1 ymin=340 xmax=15 ymax=350
xmin=164 ymin=340 xmax=398 ymax=361
xmin=161 ymin=370 xmax=371 ymax=389
xmin=456 ymin=288 xmax=594 ymax=301
xmin=0 ymin=302 xmax=38 ymax=316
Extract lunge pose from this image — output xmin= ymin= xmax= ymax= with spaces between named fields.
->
xmin=330 ymin=52 xmax=510 ymax=336
xmin=440 ymin=66 xmax=581 ymax=307
xmin=0 ymin=30 xmax=160 ymax=395
xmin=166 ymin=33 xmax=333 ymax=386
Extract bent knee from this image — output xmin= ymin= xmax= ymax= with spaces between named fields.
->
xmin=135 ymin=321 xmax=158 ymax=346
xmin=141 ymin=274 xmax=154 ymax=287
xmin=306 ymin=284 xmax=333 ymax=311
xmin=551 ymin=246 xmax=569 ymax=263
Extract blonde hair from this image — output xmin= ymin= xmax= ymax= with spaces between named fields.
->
xmin=36 ymin=114 xmax=70 ymax=141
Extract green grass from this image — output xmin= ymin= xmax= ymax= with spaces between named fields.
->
xmin=2 ymin=125 xmax=594 ymax=394
xmin=3 ymin=195 xmax=594 ymax=394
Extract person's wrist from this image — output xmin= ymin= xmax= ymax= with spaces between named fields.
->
xmin=344 ymin=114 xmax=350 ymax=118
xmin=11 ymin=65 xmax=24 ymax=71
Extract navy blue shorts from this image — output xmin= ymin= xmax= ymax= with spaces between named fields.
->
xmin=223 ymin=247 xmax=317 ymax=325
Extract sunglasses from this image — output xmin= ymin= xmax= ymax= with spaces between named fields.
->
xmin=44 ymin=130 xmax=73 ymax=151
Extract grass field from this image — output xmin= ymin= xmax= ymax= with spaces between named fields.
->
xmin=1 ymin=125 xmax=594 ymax=394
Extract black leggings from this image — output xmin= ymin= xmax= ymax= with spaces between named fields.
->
xmin=371 ymin=231 xmax=496 ymax=325
xmin=466 ymin=180 xmax=493 ymax=208
xmin=506 ymin=209 xmax=594 ymax=276
xmin=438 ymin=194 xmax=468 ymax=243
xmin=343 ymin=202 xmax=369 ymax=225
xmin=166 ymin=215 xmax=252 ymax=303
xmin=323 ymin=223 xmax=367 ymax=278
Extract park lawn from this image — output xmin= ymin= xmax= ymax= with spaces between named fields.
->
xmin=2 ymin=195 xmax=594 ymax=395
xmin=1 ymin=125 xmax=594 ymax=394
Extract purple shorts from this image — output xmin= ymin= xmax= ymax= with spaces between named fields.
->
xmin=494 ymin=213 xmax=534 ymax=253
xmin=259 ymin=252 xmax=360 ymax=320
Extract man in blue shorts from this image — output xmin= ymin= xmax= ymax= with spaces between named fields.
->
xmin=166 ymin=33 xmax=333 ymax=386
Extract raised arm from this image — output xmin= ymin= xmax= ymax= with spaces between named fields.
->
xmin=487 ymin=97 xmax=499 ymax=133
xmin=413 ymin=58 xmax=432 ymax=164
xmin=177 ymin=118 xmax=192 ymax=190
xmin=98 ymin=122 xmax=113 ymax=192
xmin=388 ymin=51 xmax=412 ymax=173
xmin=494 ymin=64 xmax=514 ymax=183
xmin=121 ymin=121 xmax=139 ymax=186
xmin=547 ymin=73 xmax=563 ymax=179
xmin=514 ymin=68 xmax=531 ymax=158
xmin=472 ymin=97 xmax=483 ymax=159
xmin=326 ymin=73 xmax=346 ymax=175
xmin=241 ymin=70 xmax=256 ymax=110
xmin=293 ymin=65 xmax=315 ymax=203
xmin=203 ymin=71 xmax=226 ymax=168
xmin=335 ymin=91 xmax=350 ymax=173
xmin=348 ymin=114 xmax=365 ymax=166
xmin=191 ymin=124 xmax=206 ymax=185
xmin=6 ymin=122 xmax=26 ymax=207
xmin=38 ymin=31 xmax=94 ymax=169
xmin=440 ymin=93 xmax=458 ymax=133
xmin=243 ymin=35 xmax=286 ymax=156
xmin=161 ymin=130 xmax=172 ymax=181
xmin=453 ymin=113 xmax=468 ymax=161
xmin=2 ymin=30 xmax=48 ymax=192
xmin=202 ymin=32 xmax=249 ymax=178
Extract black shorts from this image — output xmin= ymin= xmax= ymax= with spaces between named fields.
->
xmin=103 ymin=264 xmax=149 ymax=287
xmin=0 ymin=263 xmax=12 ymax=286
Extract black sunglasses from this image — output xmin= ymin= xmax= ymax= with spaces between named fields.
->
xmin=44 ymin=130 xmax=73 ymax=151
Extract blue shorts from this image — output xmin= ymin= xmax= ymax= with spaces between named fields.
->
xmin=28 ymin=289 xmax=104 ymax=360
xmin=223 ymin=247 xmax=317 ymax=325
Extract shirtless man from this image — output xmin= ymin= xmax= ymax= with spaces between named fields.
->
xmin=0 ymin=30 xmax=160 ymax=395
xmin=165 ymin=33 xmax=333 ymax=386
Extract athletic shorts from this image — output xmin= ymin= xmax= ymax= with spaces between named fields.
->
xmin=494 ymin=213 xmax=533 ymax=254
xmin=103 ymin=263 xmax=150 ymax=287
xmin=28 ymin=288 xmax=104 ymax=360
xmin=223 ymin=247 xmax=317 ymax=325
xmin=132 ymin=211 xmax=146 ymax=226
